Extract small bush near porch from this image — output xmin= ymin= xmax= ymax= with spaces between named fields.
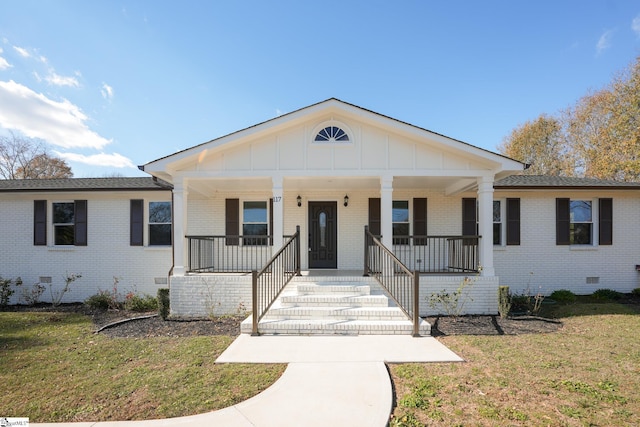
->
xmin=390 ymin=300 xmax=640 ymax=426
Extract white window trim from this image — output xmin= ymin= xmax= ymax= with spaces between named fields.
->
xmin=310 ymin=120 xmax=354 ymax=145
xmin=148 ymin=201 xmax=172 ymax=247
xmin=569 ymin=198 xmax=599 ymax=247
xmin=51 ymin=200 xmax=75 ymax=247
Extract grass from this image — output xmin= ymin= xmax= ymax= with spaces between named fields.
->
xmin=0 ymin=311 xmax=285 ymax=422
xmin=390 ymin=302 xmax=640 ymax=426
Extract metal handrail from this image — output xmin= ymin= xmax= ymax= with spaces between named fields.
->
xmin=251 ymin=226 xmax=301 ymax=335
xmin=364 ymin=226 xmax=420 ymax=337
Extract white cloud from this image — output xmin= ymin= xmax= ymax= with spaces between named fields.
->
xmin=0 ymin=80 xmax=111 ymax=149
xmin=101 ymin=83 xmax=114 ymax=100
xmin=596 ymin=29 xmax=614 ymax=55
xmin=0 ymin=49 xmax=11 ymax=70
xmin=45 ymin=72 xmax=80 ymax=87
xmin=633 ymin=15 xmax=640 ymax=36
xmin=13 ymin=45 xmax=30 ymax=58
xmin=55 ymin=151 xmax=135 ymax=168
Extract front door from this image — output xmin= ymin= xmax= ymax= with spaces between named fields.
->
xmin=308 ymin=201 xmax=337 ymax=268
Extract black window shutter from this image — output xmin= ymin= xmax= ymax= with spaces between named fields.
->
xmin=34 ymin=200 xmax=47 ymax=246
xmin=599 ymin=198 xmax=613 ymax=245
xmin=130 ymin=199 xmax=144 ymax=246
xmin=413 ymin=198 xmax=427 ymax=245
xmin=368 ymin=198 xmax=381 ymax=237
xmin=269 ymin=198 xmax=274 ymax=246
xmin=74 ymin=200 xmax=88 ymax=246
xmin=462 ymin=198 xmax=477 ymax=235
xmin=225 ymin=198 xmax=239 ymax=246
xmin=556 ymin=198 xmax=570 ymax=245
xmin=506 ymin=198 xmax=521 ymax=245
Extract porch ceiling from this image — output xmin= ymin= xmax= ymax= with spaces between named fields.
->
xmin=186 ymin=176 xmax=476 ymax=196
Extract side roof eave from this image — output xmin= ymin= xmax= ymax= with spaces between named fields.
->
xmin=141 ymin=98 xmax=525 ymax=180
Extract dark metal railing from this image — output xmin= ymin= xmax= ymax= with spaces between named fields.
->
xmin=252 ymin=226 xmax=301 ymax=335
xmin=187 ymin=235 xmax=275 ymax=273
xmin=392 ymin=235 xmax=480 ymax=273
xmin=364 ymin=226 xmax=420 ymax=337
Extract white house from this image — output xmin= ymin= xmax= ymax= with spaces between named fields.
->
xmin=2 ymin=98 xmax=639 ymax=335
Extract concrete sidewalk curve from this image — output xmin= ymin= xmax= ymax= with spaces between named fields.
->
xmin=32 ymin=362 xmax=391 ymax=427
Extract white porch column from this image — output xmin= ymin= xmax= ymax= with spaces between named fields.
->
xmin=380 ymin=176 xmax=394 ymax=249
xmin=477 ymin=175 xmax=495 ymax=276
xmin=272 ymin=176 xmax=284 ymax=252
xmin=172 ymin=176 xmax=188 ymax=276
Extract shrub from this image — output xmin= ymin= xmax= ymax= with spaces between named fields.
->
xmin=124 ymin=293 xmax=158 ymax=312
xmin=85 ymin=290 xmax=120 ymax=310
xmin=510 ymin=294 xmax=530 ymax=313
xmin=428 ymin=274 xmax=477 ymax=319
xmin=158 ymin=288 xmax=170 ymax=320
xmin=21 ymin=283 xmax=46 ymax=305
xmin=632 ymin=288 xmax=640 ymax=297
xmin=592 ymin=288 xmax=623 ymax=301
xmin=0 ymin=276 xmax=22 ymax=306
xmin=50 ymin=272 xmax=81 ymax=307
xmin=498 ymin=286 xmax=511 ymax=319
xmin=549 ymin=289 xmax=576 ymax=303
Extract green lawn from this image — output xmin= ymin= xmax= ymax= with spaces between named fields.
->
xmin=0 ymin=311 xmax=285 ymax=422
xmin=390 ymin=302 xmax=640 ymax=426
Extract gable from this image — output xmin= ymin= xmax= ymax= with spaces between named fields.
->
xmin=142 ymin=99 xmax=523 ymax=182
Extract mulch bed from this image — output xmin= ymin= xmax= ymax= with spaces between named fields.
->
xmin=426 ymin=315 xmax=562 ymax=336
xmin=4 ymin=303 xmax=565 ymax=338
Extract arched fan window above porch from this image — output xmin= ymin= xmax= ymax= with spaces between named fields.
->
xmin=314 ymin=126 xmax=350 ymax=142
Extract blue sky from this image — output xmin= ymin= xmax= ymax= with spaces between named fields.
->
xmin=1 ymin=1 xmax=639 ymax=177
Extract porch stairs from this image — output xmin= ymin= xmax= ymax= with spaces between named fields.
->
xmin=240 ymin=275 xmax=431 ymax=336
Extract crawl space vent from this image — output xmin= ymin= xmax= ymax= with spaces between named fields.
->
xmin=586 ymin=277 xmax=600 ymax=285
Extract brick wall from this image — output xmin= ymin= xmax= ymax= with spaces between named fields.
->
xmin=0 ymin=191 xmax=172 ymax=304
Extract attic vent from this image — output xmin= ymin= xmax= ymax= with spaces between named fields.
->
xmin=315 ymin=126 xmax=349 ymax=142
xmin=154 ymin=277 xmax=168 ymax=285
xmin=39 ymin=276 xmax=52 ymax=283
xmin=586 ymin=277 xmax=600 ymax=285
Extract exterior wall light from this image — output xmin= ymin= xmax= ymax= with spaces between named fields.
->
xmin=297 ymin=195 xmax=302 ymax=207
xmin=344 ymin=194 xmax=349 ymax=207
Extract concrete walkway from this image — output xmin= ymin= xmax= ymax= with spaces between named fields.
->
xmin=33 ymin=336 xmax=462 ymax=427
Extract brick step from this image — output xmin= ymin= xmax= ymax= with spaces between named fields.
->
xmin=263 ymin=306 xmax=408 ymax=321
xmin=296 ymin=283 xmax=371 ymax=296
xmin=240 ymin=317 xmax=431 ymax=336
xmin=280 ymin=294 xmax=390 ymax=307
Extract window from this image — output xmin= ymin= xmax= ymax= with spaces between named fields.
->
xmin=493 ymin=200 xmax=502 ymax=245
xmin=392 ymin=201 xmax=409 ymax=245
xmin=243 ymin=201 xmax=268 ymax=245
xmin=51 ymin=200 xmax=87 ymax=246
xmin=314 ymin=126 xmax=349 ymax=142
xmin=557 ymin=198 xmax=610 ymax=246
xmin=53 ymin=202 xmax=75 ymax=245
xmin=149 ymin=201 xmax=172 ymax=246
xmin=570 ymin=200 xmax=592 ymax=245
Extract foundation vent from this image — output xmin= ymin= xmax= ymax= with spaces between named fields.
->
xmin=39 ymin=276 xmax=52 ymax=284
xmin=586 ymin=277 xmax=600 ymax=285
xmin=154 ymin=277 xmax=168 ymax=285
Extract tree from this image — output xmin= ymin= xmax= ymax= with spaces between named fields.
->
xmin=501 ymin=56 xmax=640 ymax=181
xmin=0 ymin=133 xmax=73 ymax=179
xmin=498 ymin=114 xmax=575 ymax=176
xmin=566 ymin=59 xmax=640 ymax=181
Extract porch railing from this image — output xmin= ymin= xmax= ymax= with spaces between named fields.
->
xmin=252 ymin=226 xmax=301 ymax=335
xmin=364 ymin=226 xmax=420 ymax=337
xmin=187 ymin=235 xmax=282 ymax=273
xmin=392 ymin=235 xmax=480 ymax=273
